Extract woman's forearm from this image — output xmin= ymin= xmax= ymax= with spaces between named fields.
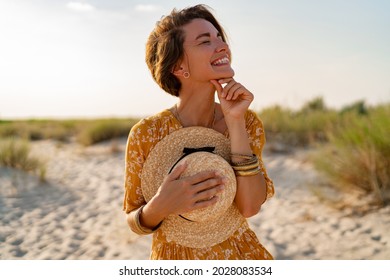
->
xmin=226 ymin=117 xmax=267 ymax=217
xmin=126 ymin=197 xmax=166 ymax=235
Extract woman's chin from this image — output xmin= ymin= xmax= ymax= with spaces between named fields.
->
xmin=213 ymin=68 xmax=235 ymax=80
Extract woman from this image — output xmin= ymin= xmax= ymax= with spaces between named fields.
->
xmin=123 ymin=4 xmax=274 ymax=260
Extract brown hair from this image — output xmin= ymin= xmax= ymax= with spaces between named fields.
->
xmin=145 ymin=4 xmax=227 ymax=97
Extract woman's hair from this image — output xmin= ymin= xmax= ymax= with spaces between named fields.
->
xmin=145 ymin=4 xmax=227 ymax=97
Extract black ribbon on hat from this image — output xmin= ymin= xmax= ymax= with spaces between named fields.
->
xmin=168 ymin=146 xmax=215 ymax=174
xmin=167 ymin=146 xmax=216 ymax=223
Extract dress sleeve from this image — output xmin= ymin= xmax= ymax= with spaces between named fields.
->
xmin=245 ymin=110 xmax=275 ymax=201
xmin=123 ymin=110 xmax=181 ymax=214
xmin=123 ymin=120 xmax=149 ymax=214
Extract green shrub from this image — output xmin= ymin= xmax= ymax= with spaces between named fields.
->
xmin=259 ymin=100 xmax=337 ymax=146
xmin=314 ymin=104 xmax=390 ymax=206
xmin=0 ymin=118 xmax=138 ymax=145
xmin=300 ymin=96 xmax=327 ymax=113
xmin=340 ymin=100 xmax=368 ymax=115
xmin=0 ymin=120 xmax=73 ymax=142
xmin=76 ymin=119 xmax=134 ymax=146
xmin=0 ymin=137 xmax=46 ymax=181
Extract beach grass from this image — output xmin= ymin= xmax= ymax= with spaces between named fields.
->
xmin=76 ymin=118 xmax=136 ymax=146
xmin=0 ymin=119 xmax=76 ymax=142
xmin=0 ymin=137 xmax=46 ymax=181
xmin=0 ymin=118 xmax=138 ymax=145
xmin=259 ymin=97 xmax=338 ymax=146
xmin=313 ymin=104 xmax=390 ymax=206
xmin=259 ymin=97 xmax=389 ymax=206
xmin=0 ymin=117 xmax=138 ymax=184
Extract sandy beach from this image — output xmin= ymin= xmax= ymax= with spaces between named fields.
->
xmin=1 ymin=138 xmax=389 ymax=260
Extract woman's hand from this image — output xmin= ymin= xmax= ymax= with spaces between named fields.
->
xmin=152 ymin=161 xmax=226 ymax=218
xmin=210 ymin=78 xmax=254 ymax=120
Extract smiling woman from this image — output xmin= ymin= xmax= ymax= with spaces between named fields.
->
xmin=123 ymin=4 xmax=275 ymax=260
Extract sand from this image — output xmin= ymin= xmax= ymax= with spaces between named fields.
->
xmin=1 ymin=138 xmax=389 ymax=260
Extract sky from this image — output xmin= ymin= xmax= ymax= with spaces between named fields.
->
xmin=1 ymin=0 xmax=389 ymax=119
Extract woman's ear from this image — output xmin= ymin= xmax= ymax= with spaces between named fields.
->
xmin=172 ymin=57 xmax=188 ymax=77
xmin=172 ymin=64 xmax=185 ymax=77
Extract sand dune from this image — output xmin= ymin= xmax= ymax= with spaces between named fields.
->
xmin=1 ymin=139 xmax=389 ymax=259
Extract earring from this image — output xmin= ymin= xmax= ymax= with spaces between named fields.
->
xmin=183 ymin=72 xmax=190 ymax=79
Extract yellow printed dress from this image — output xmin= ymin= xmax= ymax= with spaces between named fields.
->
xmin=123 ymin=109 xmax=275 ymax=260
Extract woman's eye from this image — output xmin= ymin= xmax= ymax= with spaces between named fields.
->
xmin=200 ymin=41 xmax=210 ymax=45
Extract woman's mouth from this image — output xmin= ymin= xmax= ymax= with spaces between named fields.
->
xmin=211 ymin=56 xmax=230 ymax=66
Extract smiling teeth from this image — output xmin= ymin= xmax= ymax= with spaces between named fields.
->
xmin=212 ymin=57 xmax=229 ymax=66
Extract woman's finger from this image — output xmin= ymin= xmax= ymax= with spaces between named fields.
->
xmin=167 ymin=161 xmax=188 ymax=181
xmin=217 ymin=78 xmax=233 ymax=85
xmin=225 ymin=83 xmax=242 ymax=100
xmin=210 ymin=80 xmax=223 ymax=97
xmin=192 ymin=176 xmax=225 ymax=193
xmin=192 ymin=195 xmax=219 ymax=210
xmin=195 ymin=183 xmax=224 ymax=199
xmin=232 ymin=87 xmax=247 ymax=101
xmin=220 ymin=79 xmax=237 ymax=97
xmin=185 ymin=170 xmax=220 ymax=185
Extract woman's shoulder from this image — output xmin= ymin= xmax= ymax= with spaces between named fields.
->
xmin=129 ymin=108 xmax=180 ymax=140
xmin=131 ymin=109 xmax=171 ymax=129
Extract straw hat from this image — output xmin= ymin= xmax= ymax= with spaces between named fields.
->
xmin=141 ymin=126 xmax=245 ymax=248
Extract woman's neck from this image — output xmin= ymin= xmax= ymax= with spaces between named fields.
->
xmin=175 ymin=85 xmax=216 ymax=128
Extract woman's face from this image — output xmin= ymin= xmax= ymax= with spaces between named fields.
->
xmin=181 ymin=18 xmax=234 ymax=82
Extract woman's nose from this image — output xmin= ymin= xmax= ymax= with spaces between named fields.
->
xmin=215 ymin=40 xmax=228 ymax=53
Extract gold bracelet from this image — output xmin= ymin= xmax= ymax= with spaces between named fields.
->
xmin=231 ymin=154 xmax=258 ymax=166
xmin=232 ymin=161 xmax=260 ymax=171
xmin=230 ymin=153 xmax=253 ymax=160
xmin=235 ymin=167 xmax=261 ymax=177
xmin=129 ymin=205 xmax=160 ymax=235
